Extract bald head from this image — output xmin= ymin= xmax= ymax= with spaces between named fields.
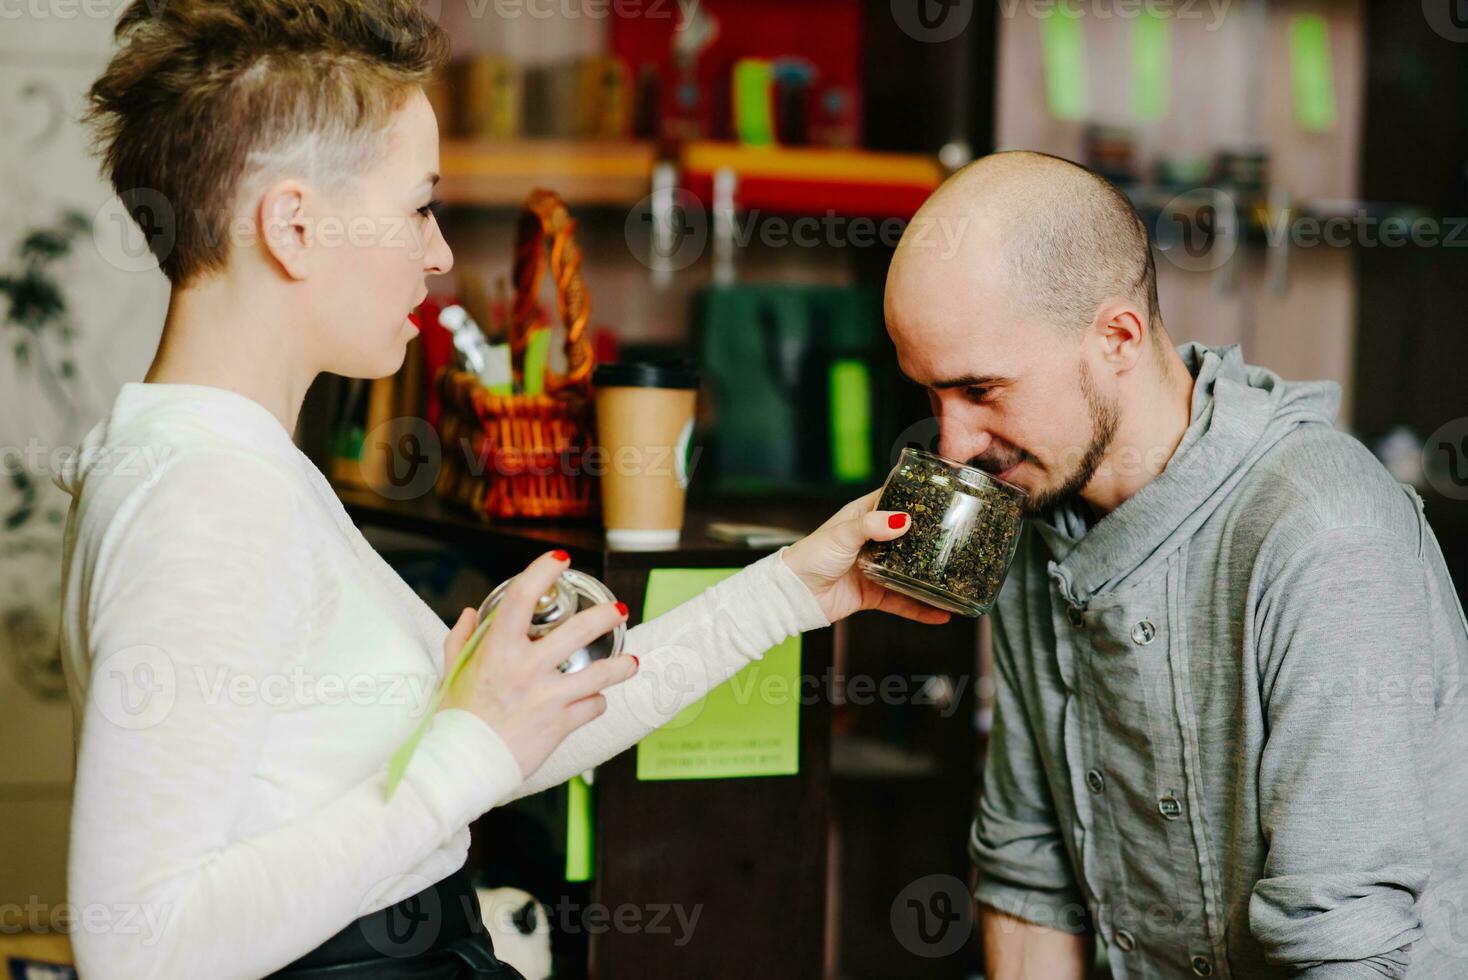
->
xmin=897 ymin=151 xmax=1161 ymax=340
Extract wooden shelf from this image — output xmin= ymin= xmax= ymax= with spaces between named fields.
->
xmin=680 ymin=140 xmax=944 ymax=219
xmin=682 ymin=141 xmax=943 ymax=186
xmin=437 ymin=138 xmax=657 ymax=208
xmin=436 ymin=137 xmax=944 ymax=218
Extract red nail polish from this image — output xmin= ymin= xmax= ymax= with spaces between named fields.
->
xmin=888 ymin=513 xmax=907 ymax=529
xmin=630 ymin=655 xmax=640 ymax=670
xmin=552 ymin=550 xmax=570 ymax=562
xmin=615 ymin=601 xmax=628 ymax=617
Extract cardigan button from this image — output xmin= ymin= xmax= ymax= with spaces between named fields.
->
xmin=1191 ymin=955 xmax=1213 ymax=976
xmin=1131 ymin=619 xmax=1157 ymax=645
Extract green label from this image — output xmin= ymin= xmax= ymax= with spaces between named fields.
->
xmin=521 ymin=327 xmax=552 ymax=396
xmin=1042 ymin=11 xmax=1089 ymax=122
xmin=636 ymin=568 xmax=801 ymax=780
xmin=1291 ymin=14 xmax=1336 ymax=132
xmin=565 ymin=774 xmax=594 ymax=882
xmin=829 ymin=359 xmax=872 ymax=483
xmin=1132 ymin=10 xmax=1171 ymax=121
xmin=733 ymin=59 xmax=776 ymax=146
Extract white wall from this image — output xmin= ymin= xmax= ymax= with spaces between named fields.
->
xmin=0 ymin=4 xmax=170 ymax=908
xmin=994 ymin=0 xmax=1362 ymax=420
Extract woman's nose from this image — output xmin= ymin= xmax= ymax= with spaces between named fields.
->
xmin=425 ymin=224 xmax=454 ymax=277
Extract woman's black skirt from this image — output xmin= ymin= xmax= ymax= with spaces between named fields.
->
xmin=268 ymin=868 xmax=526 ymax=979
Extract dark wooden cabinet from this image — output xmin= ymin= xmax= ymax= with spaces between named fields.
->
xmin=340 ymin=488 xmax=982 ymax=978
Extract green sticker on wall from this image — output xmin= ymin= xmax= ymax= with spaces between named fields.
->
xmin=1041 ymin=11 xmax=1089 ymax=122
xmin=1290 ymin=14 xmax=1336 ymax=132
xmin=1132 ymin=9 xmax=1170 ymax=121
xmin=636 ymin=568 xmax=801 ymax=780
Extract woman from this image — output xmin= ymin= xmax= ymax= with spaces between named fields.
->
xmin=58 ymin=1 xmax=948 ymax=977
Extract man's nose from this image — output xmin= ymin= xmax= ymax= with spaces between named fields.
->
xmin=940 ymin=426 xmax=992 ymax=465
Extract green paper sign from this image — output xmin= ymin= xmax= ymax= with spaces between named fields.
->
xmin=1290 ymin=14 xmax=1336 ymax=133
xmin=1041 ymin=11 xmax=1089 ymax=122
xmin=1132 ymin=10 xmax=1170 ymax=121
xmin=636 ymin=568 xmax=801 ymax=780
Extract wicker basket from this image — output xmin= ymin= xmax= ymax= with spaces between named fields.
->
xmin=434 ymin=189 xmax=597 ymax=520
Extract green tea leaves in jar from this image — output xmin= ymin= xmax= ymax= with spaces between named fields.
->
xmin=858 ymin=448 xmax=1026 ymax=616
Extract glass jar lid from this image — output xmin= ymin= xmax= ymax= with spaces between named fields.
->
xmin=478 ymin=569 xmax=626 ymax=673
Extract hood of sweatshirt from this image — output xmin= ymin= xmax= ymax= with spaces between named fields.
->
xmin=1032 ymin=342 xmax=1342 ymax=606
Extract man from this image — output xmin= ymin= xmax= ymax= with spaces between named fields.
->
xmin=885 ymin=151 xmax=1468 ymax=978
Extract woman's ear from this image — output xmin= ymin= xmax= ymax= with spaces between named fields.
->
xmin=259 ymin=179 xmax=312 ymax=280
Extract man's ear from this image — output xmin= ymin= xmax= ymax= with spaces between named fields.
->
xmin=259 ymin=179 xmax=312 ymax=280
xmin=1090 ymin=302 xmax=1147 ymax=371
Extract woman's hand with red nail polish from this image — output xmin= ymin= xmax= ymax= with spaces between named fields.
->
xmin=780 ymin=489 xmax=950 ymax=627
xmin=442 ymin=552 xmax=636 ymax=778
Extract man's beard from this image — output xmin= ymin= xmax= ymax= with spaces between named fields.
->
xmin=1025 ymin=362 xmax=1119 ymax=515
xmin=968 ymin=361 xmax=1119 ymax=517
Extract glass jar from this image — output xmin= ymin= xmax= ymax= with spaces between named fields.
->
xmin=478 ymin=568 xmax=626 ymax=674
xmin=857 ymin=448 xmax=1027 ymax=617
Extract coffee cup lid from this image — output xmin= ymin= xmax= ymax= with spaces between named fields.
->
xmin=593 ymin=361 xmax=699 ymax=390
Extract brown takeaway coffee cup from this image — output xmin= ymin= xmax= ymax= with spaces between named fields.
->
xmin=593 ymin=362 xmax=699 ymax=548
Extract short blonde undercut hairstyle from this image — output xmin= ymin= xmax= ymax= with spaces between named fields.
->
xmin=86 ymin=0 xmax=449 ymax=285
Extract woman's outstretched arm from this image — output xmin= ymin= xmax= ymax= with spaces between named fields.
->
xmin=509 ymin=489 xmax=947 ymax=799
xmin=509 ymin=546 xmax=828 ymax=799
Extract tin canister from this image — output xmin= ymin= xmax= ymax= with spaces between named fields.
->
xmin=477 ymin=569 xmax=625 ymax=674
